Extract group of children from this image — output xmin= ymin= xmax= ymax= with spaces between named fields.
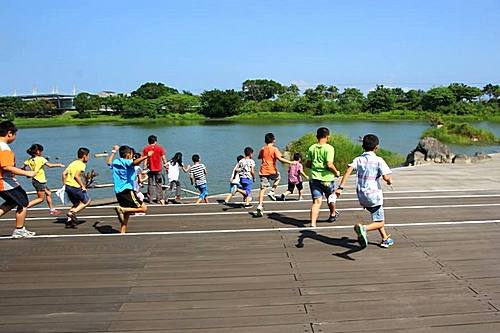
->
xmin=0 ymin=120 xmax=394 ymax=248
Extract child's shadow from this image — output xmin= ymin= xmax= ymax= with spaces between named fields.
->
xmin=54 ymin=217 xmax=87 ymax=228
xmin=267 ymin=212 xmax=308 ymax=227
xmin=296 ymin=230 xmax=364 ymax=261
xmin=92 ymin=222 xmax=120 ymax=234
xmin=217 ymin=199 xmax=244 ymax=211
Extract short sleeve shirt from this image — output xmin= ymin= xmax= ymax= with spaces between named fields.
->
xmin=258 ymin=145 xmax=281 ymax=176
xmin=24 ymin=156 xmax=48 ymax=183
xmin=288 ymin=161 xmax=303 ymax=184
xmin=142 ymin=144 xmax=165 ymax=172
xmin=0 ymin=142 xmax=19 ymax=191
xmin=110 ymin=158 xmax=135 ymax=193
xmin=189 ymin=163 xmax=207 ymax=186
xmin=238 ymin=158 xmax=255 ymax=179
xmin=306 ymin=143 xmax=335 ymax=181
xmin=349 ymin=151 xmax=392 ymax=207
xmin=64 ymin=160 xmax=86 ymax=188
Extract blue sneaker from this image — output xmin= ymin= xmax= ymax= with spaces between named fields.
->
xmin=380 ymin=238 xmax=394 ymax=248
xmin=354 ymin=224 xmax=368 ymax=247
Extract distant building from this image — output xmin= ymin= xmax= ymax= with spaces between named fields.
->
xmin=97 ymin=91 xmax=117 ymax=98
xmin=16 ymin=93 xmax=75 ymax=111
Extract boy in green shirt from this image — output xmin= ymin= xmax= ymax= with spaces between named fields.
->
xmin=305 ymin=127 xmax=341 ymax=228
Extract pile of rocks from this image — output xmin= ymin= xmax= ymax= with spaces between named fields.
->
xmin=404 ymin=137 xmax=492 ymax=166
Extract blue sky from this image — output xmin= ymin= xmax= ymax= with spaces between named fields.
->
xmin=1 ymin=0 xmax=499 ymax=95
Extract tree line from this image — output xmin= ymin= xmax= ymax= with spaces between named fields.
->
xmin=1 ymin=80 xmax=499 ymax=119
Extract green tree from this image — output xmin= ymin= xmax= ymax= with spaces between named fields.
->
xmin=338 ymin=88 xmax=365 ymax=113
xmin=448 ymin=83 xmax=482 ymax=102
xmin=74 ymin=93 xmax=100 ymax=114
xmin=366 ymin=85 xmax=395 ymax=113
xmin=200 ymin=89 xmax=242 ymax=118
xmin=122 ymin=97 xmax=156 ymax=118
xmin=155 ymin=94 xmax=200 ymax=114
xmin=422 ymin=87 xmax=455 ymax=111
xmin=131 ymin=82 xmax=178 ymax=99
xmin=242 ymin=79 xmax=285 ymax=101
xmin=403 ymin=89 xmax=425 ymax=111
xmin=483 ymin=84 xmax=500 ymax=100
xmin=0 ymin=97 xmax=22 ymax=120
xmin=19 ymin=99 xmax=57 ymax=117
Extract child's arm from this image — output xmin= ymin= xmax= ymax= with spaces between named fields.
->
xmin=382 ymin=174 xmax=393 ymax=185
xmin=61 ymin=169 xmax=67 ymax=185
xmin=133 ymin=151 xmax=153 ymax=166
xmin=45 ymin=162 xmax=65 ymax=168
xmin=327 ymin=160 xmax=341 ymax=177
xmin=3 ymin=166 xmax=36 ymax=178
xmin=335 ymin=165 xmax=354 ymax=197
xmin=107 ymin=145 xmax=120 ymax=166
xmin=74 ymin=170 xmax=87 ymax=191
xmin=275 ymin=150 xmax=293 ymax=165
xmin=250 ymin=165 xmax=255 ymax=181
xmin=300 ymin=168 xmax=309 ymax=180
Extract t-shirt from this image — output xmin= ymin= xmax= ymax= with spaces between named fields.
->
xmin=64 ymin=160 xmax=86 ymax=188
xmin=110 ymin=158 xmax=135 ymax=194
xmin=142 ymin=144 xmax=166 ymax=172
xmin=288 ymin=161 xmax=303 ymax=184
xmin=238 ymin=158 xmax=255 ymax=180
xmin=0 ymin=142 xmax=19 ymax=191
xmin=349 ymin=151 xmax=392 ymax=207
xmin=258 ymin=145 xmax=281 ymax=176
xmin=306 ymin=143 xmax=335 ymax=182
xmin=189 ymin=163 xmax=207 ymax=186
xmin=24 ymin=156 xmax=48 ymax=183
xmin=168 ymin=162 xmax=180 ymax=182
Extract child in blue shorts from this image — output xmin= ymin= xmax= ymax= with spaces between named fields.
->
xmin=236 ymin=147 xmax=255 ymax=208
xmin=336 ymin=134 xmax=394 ymax=248
xmin=223 ymin=155 xmax=244 ymax=204
xmin=189 ymin=154 xmax=208 ymax=204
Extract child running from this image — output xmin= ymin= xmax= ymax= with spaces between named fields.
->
xmin=166 ymin=152 xmax=189 ymax=203
xmin=189 ymin=154 xmax=208 ymax=204
xmin=281 ymin=152 xmax=309 ymax=201
xmin=237 ymin=147 xmax=256 ymax=208
xmin=223 ymin=155 xmax=244 ymax=204
xmin=63 ymin=147 xmax=91 ymax=228
xmin=23 ymin=144 xmax=65 ymax=214
xmin=336 ymin=134 xmax=394 ymax=248
xmin=0 ymin=121 xmax=37 ymax=238
xmin=255 ymin=133 xmax=292 ymax=217
xmin=305 ymin=127 xmax=341 ymax=227
xmin=107 ymin=145 xmax=152 ymax=233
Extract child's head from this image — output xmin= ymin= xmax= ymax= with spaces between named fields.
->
xmin=77 ymin=147 xmax=90 ymax=162
xmin=172 ymin=152 xmax=183 ymax=165
xmin=244 ymin=146 xmax=254 ymax=157
xmin=133 ymin=152 xmax=141 ymax=160
xmin=27 ymin=143 xmax=43 ymax=157
xmin=119 ymin=145 xmax=134 ymax=159
xmin=264 ymin=133 xmax=275 ymax=144
xmin=316 ymin=127 xmax=330 ymax=140
xmin=362 ymin=134 xmax=380 ymax=152
xmin=293 ymin=152 xmax=301 ymax=161
xmin=0 ymin=121 xmax=18 ymax=143
xmin=148 ymin=135 xmax=157 ymax=144
xmin=237 ymin=155 xmax=244 ymax=162
xmin=192 ymin=154 xmax=200 ymax=163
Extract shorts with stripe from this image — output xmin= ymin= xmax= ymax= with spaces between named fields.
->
xmin=116 ymin=189 xmax=142 ymax=208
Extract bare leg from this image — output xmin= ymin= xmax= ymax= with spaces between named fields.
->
xmin=366 ymin=221 xmax=389 ymax=240
xmin=70 ymin=200 xmax=91 ymax=214
xmin=310 ymin=197 xmax=322 ymax=228
xmin=45 ymin=190 xmax=54 ymax=210
xmin=28 ymin=191 xmax=45 ymax=208
xmin=328 ymin=201 xmax=336 ymax=217
xmin=15 ymin=206 xmax=28 ymax=228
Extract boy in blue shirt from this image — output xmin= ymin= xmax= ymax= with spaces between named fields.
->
xmin=335 ymin=134 xmax=394 ymax=248
xmin=107 ymin=145 xmax=152 ymax=233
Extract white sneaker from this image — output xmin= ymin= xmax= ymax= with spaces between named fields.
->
xmin=255 ymin=205 xmax=264 ymax=217
xmin=12 ymin=227 xmax=36 ymax=239
xmin=268 ymin=192 xmax=277 ymax=201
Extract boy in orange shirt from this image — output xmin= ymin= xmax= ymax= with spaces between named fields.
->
xmin=0 ymin=121 xmax=37 ymax=238
xmin=255 ymin=133 xmax=293 ymax=217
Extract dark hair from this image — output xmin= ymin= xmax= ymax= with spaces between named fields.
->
xmin=293 ymin=152 xmax=301 ymax=161
xmin=316 ymin=127 xmax=330 ymax=139
xmin=171 ymin=152 xmax=183 ymax=167
xmin=237 ymin=155 xmax=244 ymax=162
xmin=192 ymin=154 xmax=200 ymax=163
xmin=27 ymin=143 xmax=43 ymax=157
xmin=119 ymin=145 xmax=133 ymax=158
xmin=148 ymin=135 xmax=157 ymax=144
xmin=264 ymin=133 xmax=275 ymax=144
xmin=244 ymin=146 xmax=253 ymax=157
xmin=77 ymin=147 xmax=90 ymax=159
xmin=133 ymin=152 xmax=141 ymax=159
xmin=0 ymin=121 xmax=18 ymax=137
xmin=362 ymin=134 xmax=379 ymax=151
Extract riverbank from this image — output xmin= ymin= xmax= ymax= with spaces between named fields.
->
xmin=13 ymin=110 xmax=500 ymax=128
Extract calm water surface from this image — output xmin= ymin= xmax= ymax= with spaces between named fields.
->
xmin=12 ymin=121 xmax=500 ymax=199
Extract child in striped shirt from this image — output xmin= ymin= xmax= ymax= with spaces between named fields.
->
xmin=189 ymin=154 xmax=208 ymax=204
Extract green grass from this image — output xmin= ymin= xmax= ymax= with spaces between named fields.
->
xmin=285 ymin=132 xmax=405 ymax=174
xmin=14 ymin=112 xmax=207 ymax=128
xmin=421 ymin=123 xmax=500 ymax=145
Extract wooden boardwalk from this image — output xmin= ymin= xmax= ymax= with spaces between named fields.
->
xmin=0 ymin=186 xmax=500 ymax=332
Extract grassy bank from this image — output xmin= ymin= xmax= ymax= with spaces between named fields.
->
xmin=14 ymin=112 xmax=207 ymax=128
xmin=285 ymin=132 xmax=405 ymax=174
xmin=421 ymin=123 xmax=500 ymax=145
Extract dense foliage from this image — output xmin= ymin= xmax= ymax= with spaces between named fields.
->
xmin=1 ymin=80 xmax=499 ymax=120
xmin=421 ymin=123 xmax=499 ymax=145
xmin=285 ymin=132 xmax=405 ymax=174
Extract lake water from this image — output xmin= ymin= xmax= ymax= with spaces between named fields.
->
xmin=12 ymin=120 xmax=500 ymax=199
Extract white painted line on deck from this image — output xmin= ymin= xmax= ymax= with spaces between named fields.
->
xmin=0 ymin=219 xmax=499 ymax=240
